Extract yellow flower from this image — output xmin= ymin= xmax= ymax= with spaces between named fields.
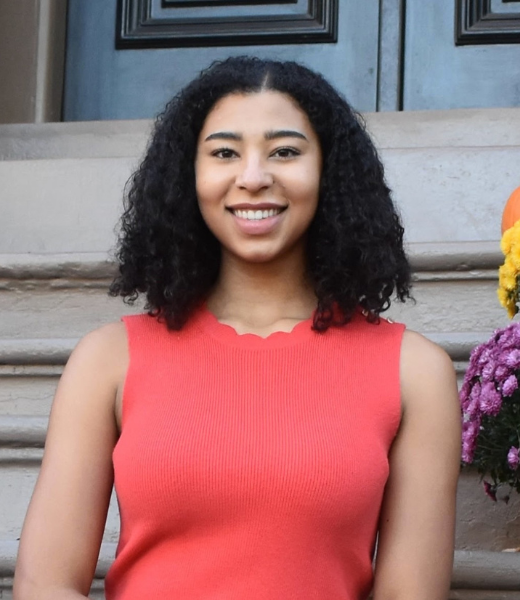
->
xmin=497 ymin=286 xmax=518 ymax=318
xmin=498 ymin=221 xmax=520 ymax=317
xmin=505 ymin=254 xmax=517 ymax=273
xmin=497 ymin=286 xmax=508 ymax=305
xmin=498 ymin=286 xmax=513 ymax=306
xmin=501 ymin=227 xmax=514 ymax=255
xmin=499 ymin=262 xmax=517 ymax=291
xmin=507 ymin=301 xmax=518 ymax=319
xmin=510 ymin=244 xmax=520 ymax=270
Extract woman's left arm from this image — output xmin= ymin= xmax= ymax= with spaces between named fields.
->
xmin=372 ymin=330 xmax=462 ymax=600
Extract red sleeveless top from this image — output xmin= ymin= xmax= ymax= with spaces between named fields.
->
xmin=105 ymin=307 xmax=404 ymax=600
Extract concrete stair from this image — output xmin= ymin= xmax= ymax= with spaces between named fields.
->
xmin=1 ymin=110 xmax=520 ymax=598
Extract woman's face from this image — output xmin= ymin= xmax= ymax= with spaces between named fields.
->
xmin=195 ymin=91 xmax=322 ymax=264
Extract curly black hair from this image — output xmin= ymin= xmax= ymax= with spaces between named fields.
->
xmin=109 ymin=56 xmax=412 ymax=330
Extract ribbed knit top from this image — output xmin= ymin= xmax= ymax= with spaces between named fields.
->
xmin=104 ymin=307 xmax=405 ymax=600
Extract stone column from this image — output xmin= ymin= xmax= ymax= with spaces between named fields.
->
xmin=0 ymin=0 xmax=67 ymax=124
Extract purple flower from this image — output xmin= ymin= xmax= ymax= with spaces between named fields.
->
xmin=505 ymin=349 xmax=520 ymax=369
xmin=461 ymin=418 xmax=480 ymax=463
xmin=501 ymin=375 xmax=518 ymax=397
xmin=494 ymin=364 xmax=509 ymax=382
xmin=459 ymin=322 xmax=520 ymax=484
xmin=481 ymin=360 xmax=496 ymax=381
xmin=483 ymin=481 xmax=497 ymax=502
xmin=478 ymin=347 xmax=493 ymax=367
xmin=469 ymin=343 xmax=485 ymax=364
xmin=465 ymin=394 xmax=480 ymax=417
xmin=460 ymin=379 xmax=471 ymax=394
xmin=460 ymin=381 xmax=472 ymax=410
xmin=468 ymin=381 xmax=481 ymax=403
xmin=500 ymin=326 xmax=520 ymax=350
xmin=497 ymin=329 xmax=514 ymax=349
xmin=507 ymin=446 xmax=519 ymax=470
xmin=479 ymin=382 xmax=502 ymax=416
xmin=462 ymin=437 xmax=477 ymax=464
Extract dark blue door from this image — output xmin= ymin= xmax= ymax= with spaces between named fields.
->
xmin=63 ymin=1 xmax=381 ymax=120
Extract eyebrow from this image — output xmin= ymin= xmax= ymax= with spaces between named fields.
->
xmin=204 ymin=131 xmax=242 ymax=142
xmin=265 ymin=129 xmax=308 ymax=141
xmin=203 ymin=129 xmax=308 ymax=142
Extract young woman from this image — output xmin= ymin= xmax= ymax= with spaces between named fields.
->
xmin=14 ymin=57 xmax=461 ymax=600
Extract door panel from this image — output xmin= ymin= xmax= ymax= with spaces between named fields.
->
xmin=116 ymin=0 xmax=338 ymax=48
xmin=64 ymin=1 xmax=380 ymax=120
xmin=403 ymin=0 xmax=520 ymax=110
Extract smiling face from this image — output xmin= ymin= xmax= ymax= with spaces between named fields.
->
xmin=195 ymin=91 xmax=322 ymax=265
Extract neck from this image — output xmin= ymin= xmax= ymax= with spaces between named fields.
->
xmin=207 ymin=249 xmax=316 ymax=330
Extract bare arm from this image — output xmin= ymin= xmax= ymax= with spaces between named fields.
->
xmin=372 ymin=330 xmax=461 ymax=600
xmin=14 ymin=323 xmax=128 ymax=600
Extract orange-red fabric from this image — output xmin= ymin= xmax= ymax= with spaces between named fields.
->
xmin=105 ymin=307 xmax=404 ymax=600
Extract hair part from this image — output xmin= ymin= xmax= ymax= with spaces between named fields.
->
xmin=110 ymin=56 xmax=412 ymax=330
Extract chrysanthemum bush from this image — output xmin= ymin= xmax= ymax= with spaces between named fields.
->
xmin=460 ymin=322 xmax=520 ymax=500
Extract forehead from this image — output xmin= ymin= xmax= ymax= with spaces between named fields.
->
xmin=200 ymin=91 xmax=315 ymax=135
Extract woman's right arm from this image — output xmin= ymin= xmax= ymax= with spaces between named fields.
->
xmin=13 ymin=322 xmax=128 ymax=600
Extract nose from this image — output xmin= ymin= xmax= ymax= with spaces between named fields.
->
xmin=235 ymin=156 xmax=273 ymax=192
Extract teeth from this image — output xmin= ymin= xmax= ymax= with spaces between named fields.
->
xmin=232 ymin=208 xmax=282 ymax=220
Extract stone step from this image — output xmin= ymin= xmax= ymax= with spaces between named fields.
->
xmin=0 ymin=240 xmax=507 ymax=340
xmin=0 ymin=120 xmax=151 ymax=161
xmin=0 ymin=369 xmax=58 ymax=416
xmin=1 ymin=109 xmax=519 ymax=161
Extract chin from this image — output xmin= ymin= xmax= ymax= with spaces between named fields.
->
xmin=223 ymin=240 xmax=281 ymax=264
xmin=236 ymin=251 xmax=278 ymax=264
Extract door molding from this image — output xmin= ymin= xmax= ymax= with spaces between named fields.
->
xmin=116 ymin=0 xmax=338 ymax=48
xmin=456 ymin=0 xmax=520 ymax=45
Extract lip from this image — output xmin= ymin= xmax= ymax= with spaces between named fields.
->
xmin=228 ymin=206 xmax=286 ymax=236
xmin=226 ymin=203 xmax=287 ymax=211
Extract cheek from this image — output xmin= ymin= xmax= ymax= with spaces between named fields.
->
xmin=195 ymin=163 xmax=228 ymax=208
xmin=195 ymin=176 xmax=224 ymax=236
xmin=195 ymin=172 xmax=216 ymax=213
xmin=291 ymin=169 xmax=321 ymax=207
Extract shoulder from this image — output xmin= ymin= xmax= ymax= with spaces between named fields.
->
xmin=347 ymin=311 xmax=405 ymax=336
xmin=63 ymin=321 xmax=128 ymax=394
xmin=400 ymin=329 xmax=455 ymax=380
xmin=44 ymin=322 xmax=130 ymax=449
xmin=399 ymin=329 xmax=459 ymax=418
xmin=72 ymin=321 xmax=127 ymax=361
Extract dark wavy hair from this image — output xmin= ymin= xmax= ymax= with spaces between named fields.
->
xmin=110 ymin=56 xmax=412 ymax=330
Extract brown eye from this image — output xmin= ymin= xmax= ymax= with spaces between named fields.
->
xmin=212 ymin=148 xmax=237 ymax=159
xmin=272 ymin=147 xmax=300 ymax=159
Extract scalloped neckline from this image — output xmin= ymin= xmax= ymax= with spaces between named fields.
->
xmin=196 ymin=305 xmax=317 ymax=349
